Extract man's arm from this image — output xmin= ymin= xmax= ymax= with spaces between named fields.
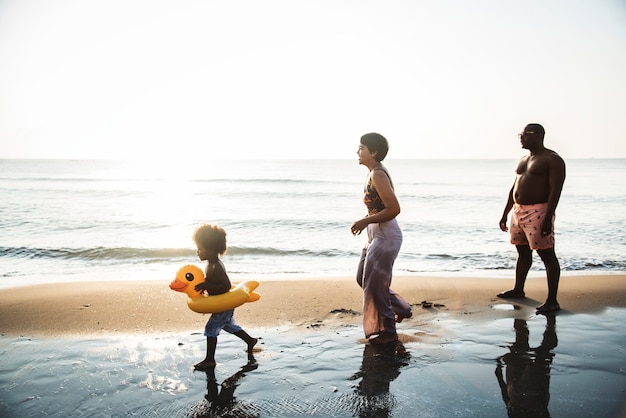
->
xmin=542 ymin=155 xmax=566 ymax=235
xmin=500 ymin=184 xmax=515 ymax=232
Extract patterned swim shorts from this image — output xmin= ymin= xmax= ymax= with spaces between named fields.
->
xmin=510 ymin=203 xmax=555 ymax=250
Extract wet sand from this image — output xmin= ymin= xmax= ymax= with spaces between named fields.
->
xmin=1 ymin=274 xmax=625 ymax=417
xmin=1 ymin=274 xmax=624 ymax=337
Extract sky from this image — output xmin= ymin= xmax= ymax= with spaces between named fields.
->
xmin=1 ymin=0 xmax=625 ymax=161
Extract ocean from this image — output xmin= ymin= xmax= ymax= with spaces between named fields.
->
xmin=1 ymin=158 xmax=624 ymax=288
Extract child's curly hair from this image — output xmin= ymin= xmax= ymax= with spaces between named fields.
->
xmin=193 ymin=224 xmax=227 ymax=254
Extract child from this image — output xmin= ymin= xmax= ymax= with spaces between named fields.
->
xmin=192 ymin=224 xmax=258 ymax=371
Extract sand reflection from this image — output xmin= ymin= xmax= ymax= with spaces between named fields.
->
xmin=350 ymin=341 xmax=411 ymax=417
xmin=495 ymin=315 xmax=558 ymax=417
xmin=192 ymin=355 xmax=259 ymax=418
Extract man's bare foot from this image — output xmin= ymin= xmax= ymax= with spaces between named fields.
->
xmin=497 ymin=289 xmax=525 ymax=299
xmin=395 ymin=311 xmax=413 ymax=323
xmin=536 ymin=302 xmax=560 ymax=314
xmin=369 ymin=332 xmax=398 ymax=345
xmin=194 ymin=359 xmax=216 ymax=371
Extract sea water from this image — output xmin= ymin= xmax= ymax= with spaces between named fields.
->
xmin=0 ymin=158 xmax=624 ymax=288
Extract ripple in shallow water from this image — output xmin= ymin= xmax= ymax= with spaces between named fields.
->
xmin=1 ymin=309 xmax=625 ymax=417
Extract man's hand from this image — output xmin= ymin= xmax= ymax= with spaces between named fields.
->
xmin=540 ymin=218 xmax=552 ymax=236
xmin=499 ymin=217 xmax=508 ymax=232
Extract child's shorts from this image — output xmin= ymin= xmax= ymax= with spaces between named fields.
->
xmin=204 ymin=309 xmax=243 ymax=337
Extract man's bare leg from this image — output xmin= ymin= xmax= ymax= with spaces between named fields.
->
xmin=498 ymin=245 xmax=532 ymax=298
xmin=536 ymin=248 xmax=560 ymax=313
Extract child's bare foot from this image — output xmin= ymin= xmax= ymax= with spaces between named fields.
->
xmin=194 ymin=359 xmax=216 ymax=371
xmin=247 ymin=338 xmax=258 ymax=353
xmin=241 ymin=359 xmax=258 ymax=372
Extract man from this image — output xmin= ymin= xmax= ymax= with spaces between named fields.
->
xmin=497 ymin=123 xmax=566 ymax=314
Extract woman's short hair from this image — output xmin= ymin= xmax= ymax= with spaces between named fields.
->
xmin=360 ymin=133 xmax=389 ymax=161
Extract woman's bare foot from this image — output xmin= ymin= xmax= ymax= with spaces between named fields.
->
xmin=194 ymin=359 xmax=216 ymax=371
xmin=369 ymin=332 xmax=398 ymax=345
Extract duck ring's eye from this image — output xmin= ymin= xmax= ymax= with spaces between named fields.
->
xmin=185 ymin=272 xmax=195 ymax=281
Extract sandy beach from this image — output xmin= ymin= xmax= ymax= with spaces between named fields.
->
xmin=1 ymin=274 xmax=625 ymax=417
xmin=0 ymin=274 xmax=625 ymax=337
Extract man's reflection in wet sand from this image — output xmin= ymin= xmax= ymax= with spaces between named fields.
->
xmin=350 ymin=341 xmax=411 ymax=418
xmin=496 ymin=315 xmax=558 ymax=418
xmin=193 ymin=355 xmax=259 ymax=418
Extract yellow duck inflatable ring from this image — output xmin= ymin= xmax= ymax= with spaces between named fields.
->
xmin=169 ymin=264 xmax=260 ymax=314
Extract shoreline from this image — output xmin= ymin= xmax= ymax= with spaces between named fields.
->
xmin=2 ymin=274 xmax=625 ymax=416
xmin=1 ymin=274 xmax=624 ymax=338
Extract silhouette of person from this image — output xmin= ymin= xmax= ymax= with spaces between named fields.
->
xmin=352 ymin=133 xmax=413 ymax=344
xmin=193 ymin=356 xmax=259 ymax=418
xmin=350 ymin=341 xmax=410 ymax=417
xmin=495 ymin=315 xmax=558 ymax=417
xmin=497 ymin=123 xmax=566 ymax=314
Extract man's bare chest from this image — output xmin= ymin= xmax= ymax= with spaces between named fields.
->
xmin=516 ymin=157 xmax=548 ymax=178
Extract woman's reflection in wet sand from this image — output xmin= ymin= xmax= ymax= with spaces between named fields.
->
xmin=350 ymin=341 xmax=411 ymax=417
xmin=495 ymin=315 xmax=558 ymax=418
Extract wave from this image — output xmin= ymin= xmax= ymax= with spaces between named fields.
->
xmin=3 ymin=176 xmax=312 ymax=183
xmin=401 ymin=252 xmax=626 ymax=273
xmin=0 ymin=245 xmax=356 ymax=262
xmin=0 ymin=246 xmax=193 ymax=261
xmin=1 ymin=175 xmax=357 ymax=188
xmin=2 ymin=245 xmax=625 ymax=278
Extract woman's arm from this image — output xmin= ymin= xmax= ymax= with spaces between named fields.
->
xmin=368 ymin=169 xmax=400 ymax=223
xmin=351 ymin=170 xmax=400 ymax=235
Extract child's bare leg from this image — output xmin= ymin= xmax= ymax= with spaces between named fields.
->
xmin=234 ymin=330 xmax=258 ymax=353
xmin=194 ymin=337 xmax=217 ymax=371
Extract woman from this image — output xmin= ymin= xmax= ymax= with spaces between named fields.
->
xmin=351 ymin=133 xmax=412 ymax=344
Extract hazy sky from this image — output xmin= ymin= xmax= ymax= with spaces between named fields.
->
xmin=1 ymin=0 xmax=625 ymax=160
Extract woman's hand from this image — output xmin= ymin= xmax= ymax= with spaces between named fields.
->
xmin=351 ymin=218 xmax=368 ymax=235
